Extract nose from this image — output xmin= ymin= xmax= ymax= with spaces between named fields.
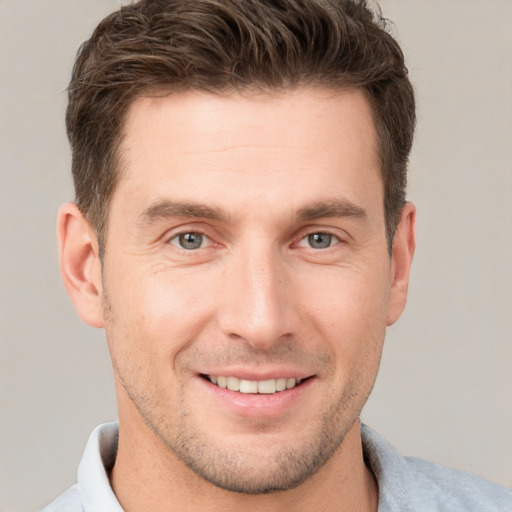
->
xmin=217 ymin=242 xmax=296 ymax=350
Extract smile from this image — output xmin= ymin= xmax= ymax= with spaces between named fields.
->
xmin=206 ymin=375 xmax=304 ymax=394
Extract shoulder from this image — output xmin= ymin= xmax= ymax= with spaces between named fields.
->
xmin=361 ymin=424 xmax=512 ymax=512
xmin=39 ymin=484 xmax=82 ymax=512
xmin=403 ymin=455 xmax=512 ymax=511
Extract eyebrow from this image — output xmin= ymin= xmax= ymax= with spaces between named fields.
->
xmin=296 ymin=199 xmax=367 ymax=222
xmin=138 ymin=197 xmax=367 ymax=227
xmin=139 ymin=200 xmax=229 ymax=226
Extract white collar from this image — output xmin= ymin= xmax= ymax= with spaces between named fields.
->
xmin=77 ymin=422 xmax=124 ymax=512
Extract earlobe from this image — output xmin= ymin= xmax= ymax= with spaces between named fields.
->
xmin=57 ymin=202 xmax=104 ymax=328
xmin=387 ymin=202 xmax=416 ymax=326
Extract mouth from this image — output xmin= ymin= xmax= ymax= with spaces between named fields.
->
xmin=200 ymin=374 xmax=311 ymax=394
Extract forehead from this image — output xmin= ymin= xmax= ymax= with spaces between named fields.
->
xmin=122 ymin=87 xmax=378 ymax=155
xmin=115 ymin=87 xmax=382 ymax=217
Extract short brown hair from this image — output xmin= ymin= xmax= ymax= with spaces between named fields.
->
xmin=66 ymin=0 xmax=415 ymax=253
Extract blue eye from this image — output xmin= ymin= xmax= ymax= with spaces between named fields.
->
xmin=302 ymin=232 xmax=339 ymax=249
xmin=170 ymin=232 xmax=206 ymax=250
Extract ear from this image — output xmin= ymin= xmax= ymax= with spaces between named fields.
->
xmin=57 ymin=202 xmax=104 ymax=328
xmin=387 ymin=202 xmax=416 ymax=326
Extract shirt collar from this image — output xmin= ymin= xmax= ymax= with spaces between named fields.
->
xmin=361 ymin=424 xmax=413 ymax=512
xmin=77 ymin=422 xmax=124 ymax=512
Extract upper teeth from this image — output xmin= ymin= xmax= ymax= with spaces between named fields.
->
xmin=209 ymin=376 xmax=301 ymax=394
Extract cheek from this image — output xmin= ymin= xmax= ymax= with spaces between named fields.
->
xmin=296 ymin=266 xmax=389 ymax=363
xmin=299 ymin=263 xmax=390 ymax=322
xmin=105 ymin=266 xmax=218 ymax=361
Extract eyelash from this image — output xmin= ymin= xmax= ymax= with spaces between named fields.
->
xmin=167 ymin=229 xmax=343 ymax=252
xmin=167 ymin=230 xmax=213 ymax=251
xmin=296 ymin=232 xmax=342 ymax=250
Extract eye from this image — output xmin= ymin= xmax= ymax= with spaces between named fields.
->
xmin=299 ymin=232 xmax=340 ymax=249
xmin=169 ymin=232 xmax=209 ymax=250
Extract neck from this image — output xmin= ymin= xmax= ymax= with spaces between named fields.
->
xmin=110 ymin=417 xmax=378 ymax=512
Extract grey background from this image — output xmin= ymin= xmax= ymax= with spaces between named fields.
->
xmin=1 ymin=0 xmax=511 ymax=510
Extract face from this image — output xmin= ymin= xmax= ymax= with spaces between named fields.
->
xmin=94 ymin=88 xmax=411 ymax=493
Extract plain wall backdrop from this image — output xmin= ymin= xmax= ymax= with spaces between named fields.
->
xmin=1 ymin=1 xmax=511 ymax=510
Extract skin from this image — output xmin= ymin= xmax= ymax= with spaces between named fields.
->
xmin=58 ymin=87 xmax=415 ymax=512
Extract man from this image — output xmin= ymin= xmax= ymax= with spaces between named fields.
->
xmin=43 ymin=0 xmax=511 ymax=510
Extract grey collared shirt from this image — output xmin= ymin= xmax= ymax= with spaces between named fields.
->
xmin=41 ymin=422 xmax=512 ymax=511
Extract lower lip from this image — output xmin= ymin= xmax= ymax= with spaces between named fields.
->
xmin=196 ymin=376 xmax=315 ymax=417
